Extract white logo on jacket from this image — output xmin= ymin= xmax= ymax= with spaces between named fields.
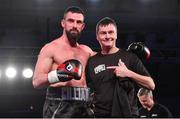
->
xmin=152 ymin=113 xmax=158 ymax=117
xmin=94 ymin=64 xmax=106 ymax=74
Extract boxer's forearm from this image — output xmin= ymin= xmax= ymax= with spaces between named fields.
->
xmin=32 ymin=74 xmax=49 ymax=89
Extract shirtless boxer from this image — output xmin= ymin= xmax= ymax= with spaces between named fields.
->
xmin=32 ymin=6 xmax=94 ymax=118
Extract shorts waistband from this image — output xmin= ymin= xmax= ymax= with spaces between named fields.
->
xmin=46 ymin=86 xmax=90 ymax=101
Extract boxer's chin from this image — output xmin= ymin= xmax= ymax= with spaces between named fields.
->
xmin=66 ymin=30 xmax=81 ymax=46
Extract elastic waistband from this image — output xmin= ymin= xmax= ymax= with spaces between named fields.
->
xmin=46 ymin=86 xmax=90 ymax=102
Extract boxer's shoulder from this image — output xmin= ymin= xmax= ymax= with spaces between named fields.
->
xmin=38 ymin=40 xmax=61 ymax=58
xmin=40 ymin=42 xmax=55 ymax=53
xmin=78 ymin=44 xmax=91 ymax=50
xmin=78 ymin=44 xmax=94 ymax=56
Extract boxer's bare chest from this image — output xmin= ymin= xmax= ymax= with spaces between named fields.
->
xmin=52 ymin=46 xmax=89 ymax=68
xmin=49 ymin=45 xmax=90 ymax=87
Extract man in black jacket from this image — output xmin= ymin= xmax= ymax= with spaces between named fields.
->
xmin=138 ymin=88 xmax=173 ymax=118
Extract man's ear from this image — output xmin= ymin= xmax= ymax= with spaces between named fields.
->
xmin=96 ymin=33 xmax=99 ymax=42
xmin=81 ymin=23 xmax=85 ymax=30
xmin=61 ymin=19 xmax=65 ymax=28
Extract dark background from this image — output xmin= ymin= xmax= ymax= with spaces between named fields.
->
xmin=0 ymin=0 xmax=180 ymax=117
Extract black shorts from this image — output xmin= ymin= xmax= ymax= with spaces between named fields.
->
xmin=43 ymin=87 xmax=94 ymax=118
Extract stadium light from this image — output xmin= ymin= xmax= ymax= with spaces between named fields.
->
xmin=22 ymin=68 xmax=33 ymax=79
xmin=5 ymin=66 xmax=17 ymax=79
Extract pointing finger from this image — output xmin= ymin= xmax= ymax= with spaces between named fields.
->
xmin=106 ymin=66 xmax=118 ymax=69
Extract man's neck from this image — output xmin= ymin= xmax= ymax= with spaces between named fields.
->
xmin=62 ymin=35 xmax=78 ymax=47
xmin=101 ymin=47 xmax=119 ymax=55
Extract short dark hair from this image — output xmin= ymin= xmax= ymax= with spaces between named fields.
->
xmin=96 ymin=17 xmax=117 ymax=33
xmin=63 ymin=6 xmax=85 ymax=19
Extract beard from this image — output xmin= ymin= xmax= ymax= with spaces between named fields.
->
xmin=66 ymin=28 xmax=81 ymax=46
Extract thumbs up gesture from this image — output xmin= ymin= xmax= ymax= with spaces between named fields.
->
xmin=107 ymin=59 xmax=130 ymax=78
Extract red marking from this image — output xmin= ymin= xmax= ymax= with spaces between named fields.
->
xmin=74 ymin=67 xmax=79 ymax=73
xmin=69 ymin=75 xmax=73 ymax=78
xmin=57 ymin=64 xmax=66 ymax=70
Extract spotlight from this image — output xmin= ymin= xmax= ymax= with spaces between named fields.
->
xmin=22 ymin=68 xmax=33 ymax=78
xmin=5 ymin=67 xmax=17 ymax=79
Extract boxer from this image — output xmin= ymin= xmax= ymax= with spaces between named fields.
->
xmin=33 ymin=6 xmax=95 ymax=118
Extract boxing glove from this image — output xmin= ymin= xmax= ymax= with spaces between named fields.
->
xmin=127 ymin=42 xmax=151 ymax=60
xmin=48 ymin=59 xmax=83 ymax=83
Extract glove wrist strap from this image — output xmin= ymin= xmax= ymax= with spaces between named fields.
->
xmin=48 ymin=70 xmax=59 ymax=83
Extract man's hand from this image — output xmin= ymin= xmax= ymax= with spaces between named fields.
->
xmin=107 ymin=59 xmax=130 ymax=78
